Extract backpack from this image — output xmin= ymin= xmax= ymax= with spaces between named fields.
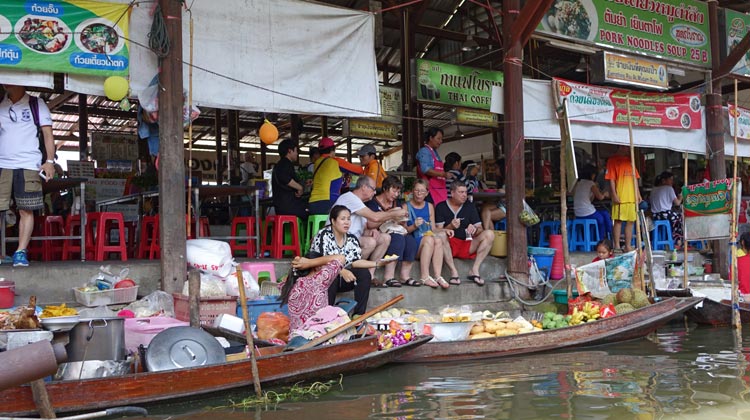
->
xmin=28 ymin=96 xmax=47 ymax=164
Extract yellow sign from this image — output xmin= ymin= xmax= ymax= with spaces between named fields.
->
xmin=455 ymin=107 xmax=499 ymax=127
xmin=603 ymin=52 xmax=668 ymax=90
xmin=344 ymin=119 xmax=399 ymax=140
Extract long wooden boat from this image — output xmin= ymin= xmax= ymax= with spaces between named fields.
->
xmin=396 ymin=297 xmax=701 ymax=363
xmin=0 ymin=335 xmax=431 ymax=417
xmin=685 ymin=298 xmax=750 ymax=326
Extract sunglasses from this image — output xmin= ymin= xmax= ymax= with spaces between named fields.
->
xmin=8 ymin=107 xmax=16 ymax=122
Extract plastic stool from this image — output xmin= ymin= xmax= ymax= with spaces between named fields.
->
xmin=239 ymin=262 xmax=277 ymax=284
xmin=229 ymin=217 xmax=257 ymax=257
xmin=569 ymin=219 xmax=600 ymax=252
xmin=186 ymin=215 xmax=211 ymax=239
xmin=26 ymin=216 xmax=47 ymax=261
xmin=261 ymin=215 xmax=301 ymax=258
xmin=688 ymin=240 xmax=704 ymax=250
xmin=494 ymin=219 xmax=506 ymax=231
xmin=137 ymin=215 xmax=160 ymax=259
xmin=651 ymin=220 xmax=675 ymax=250
xmin=62 ymin=214 xmax=95 ymax=261
xmin=42 ymin=215 xmax=65 ymax=261
xmin=537 ymin=221 xmax=561 ymax=247
xmin=304 ymin=214 xmax=329 ymax=254
xmin=88 ymin=212 xmax=128 ymax=261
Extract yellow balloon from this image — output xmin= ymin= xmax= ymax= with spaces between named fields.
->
xmin=103 ymin=76 xmax=129 ymax=101
xmin=259 ymin=120 xmax=279 ymax=145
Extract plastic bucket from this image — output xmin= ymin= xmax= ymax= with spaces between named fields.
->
xmin=528 ymin=247 xmax=556 ymax=279
xmin=490 ymin=231 xmax=507 ymax=257
xmin=0 ymin=280 xmax=15 ymax=309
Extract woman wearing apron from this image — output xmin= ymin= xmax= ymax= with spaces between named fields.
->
xmin=416 ymin=127 xmax=455 ymax=204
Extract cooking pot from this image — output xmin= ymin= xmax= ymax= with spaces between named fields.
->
xmin=55 ymin=359 xmax=133 ymax=381
xmin=66 ymin=317 xmax=126 ymax=362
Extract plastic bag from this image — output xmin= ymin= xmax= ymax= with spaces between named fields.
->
xmin=186 ymin=239 xmax=235 ymax=278
xmin=600 ymin=303 xmax=616 ymax=318
xmin=224 ymin=270 xmax=260 ymax=299
xmin=528 ymin=257 xmax=547 ymax=288
xmin=137 ymin=81 xmax=159 ymax=121
xmin=519 ymin=200 xmax=540 ymax=226
xmin=122 ymin=290 xmax=175 ymax=318
xmin=256 ymin=312 xmax=290 ymax=342
xmin=89 ymin=265 xmax=129 ymax=290
xmin=181 ymin=274 xmax=226 ymax=297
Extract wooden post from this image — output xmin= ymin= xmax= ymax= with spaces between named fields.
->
xmin=683 ymin=153 xmax=689 ymax=289
xmin=626 ymin=95 xmax=644 ymax=291
xmin=31 ymin=380 xmax=55 ymax=418
xmin=731 ymin=80 xmax=742 ymax=333
xmin=188 ymin=269 xmax=201 ymax=328
xmin=214 ymin=108 xmax=224 ymax=183
xmin=78 ymin=94 xmax=87 ymax=160
xmin=236 ymin=266 xmax=262 ymax=398
xmin=158 ymin=0 xmax=186 ymax=294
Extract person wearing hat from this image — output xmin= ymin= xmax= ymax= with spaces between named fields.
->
xmin=358 ymin=144 xmax=387 ymax=189
xmin=416 ymin=127 xmax=455 ymax=205
xmin=308 ymin=137 xmax=343 ymax=215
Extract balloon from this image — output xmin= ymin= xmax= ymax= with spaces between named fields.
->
xmin=259 ymin=119 xmax=279 ymax=145
xmin=103 ymin=76 xmax=129 ymax=101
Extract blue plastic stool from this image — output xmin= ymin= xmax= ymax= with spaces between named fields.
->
xmin=537 ymin=221 xmax=561 ymax=247
xmin=569 ymin=219 xmax=600 ymax=251
xmin=688 ymin=240 xmax=703 ymax=250
xmin=494 ymin=219 xmax=507 ymax=231
xmin=651 ymin=220 xmax=675 ymax=250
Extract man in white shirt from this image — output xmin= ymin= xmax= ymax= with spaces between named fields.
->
xmin=0 ymin=85 xmax=55 ymax=267
xmin=240 ymin=151 xmax=257 ymax=185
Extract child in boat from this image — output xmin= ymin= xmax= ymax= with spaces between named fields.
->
xmin=738 ymin=233 xmax=750 ymax=296
xmin=592 ymin=239 xmax=613 ymax=262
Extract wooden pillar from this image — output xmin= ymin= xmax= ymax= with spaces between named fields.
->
xmin=290 ymin=114 xmax=301 ymax=143
xmin=503 ymin=0 xmax=528 ymax=282
xmin=78 ymin=94 xmax=88 ymax=160
xmin=347 ymin=138 xmax=352 ymax=162
xmin=400 ymin=8 xmax=419 ymax=170
xmin=321 ymin=116 xmax=328 ymax=137
xmin=214 ymin=108 xmax=224 ymax=183
xmin=260 ymin=142 xmax=268 ymax=172
xmin=157 ymin=0 xmax=186 ymax=294
xmin=227 ymin=110 xmax=240 ymax=184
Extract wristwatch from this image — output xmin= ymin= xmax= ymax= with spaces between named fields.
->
xmin=45 ymin=159 xmax=54 ymax=164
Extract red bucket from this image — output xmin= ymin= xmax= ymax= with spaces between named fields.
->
xmin=0 ymin=280 xmax=15 ymax=309
xmin=549 ymin=234 xmax=565 ymax=280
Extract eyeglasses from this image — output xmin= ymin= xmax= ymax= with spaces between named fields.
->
xmin=366 ymin=184 xmax=377 ymax=191
xmin=8 ymin=107 xmax=16 ymax=123
xmin=413 ymin=189 xmax=428 ymax=194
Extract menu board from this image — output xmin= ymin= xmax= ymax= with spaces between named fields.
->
xmin=66 ymin=160 xmax=95 ymax=179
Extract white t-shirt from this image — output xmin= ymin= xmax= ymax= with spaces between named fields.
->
xmin=332 ymin=191 xmax=367 ymax=238
xmin=573 ymin=179 xmax=596 ymax=217
xmin=651 ymin=185 xmax=677 ymax=213
xmin=240 ymin=161 xmax=256 ymax=184
xmin=0 ymin=93 xmax=52 ymax=170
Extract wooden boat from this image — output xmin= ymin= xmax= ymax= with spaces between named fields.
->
xmin=0 ymin=335 xmax=431 ymax=417
xmin=685 ymin=298 xmax=750 ymax=326
xmin=396 ymin=297 xmax=701 ymax=363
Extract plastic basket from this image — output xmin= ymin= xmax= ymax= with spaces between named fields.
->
xmin=238 ymin=295 xmax=288 ymax=324
xmin=73 ymin=286 xmax=139 ymax=307
xmin=527 ymin=246 xmax=556 ymax=256
xmin=552 ymin=289 xmax=579 ymax=304
xmin=259 ymin=280 xmax=281 ymax=297
xmin=173 ymin=293 xmax=237 ymax=326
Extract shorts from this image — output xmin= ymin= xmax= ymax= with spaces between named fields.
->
xmin=0 ymin=168 xmax=43 ymax=211
xmin=611 ymin=203 xmax=637 ymax=222
xmin=449 ymin=236 xmax=477 ymax=259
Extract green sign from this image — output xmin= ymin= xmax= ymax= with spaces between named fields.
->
xmin=536 ymin=0 xmax=710 ymax=68
xmin=682 ymin=178 xmax=735 ymax=216
xmin=0 ymin=0 xmax=131 ymax=76
xmin=415 ymin=59 xmax=504 ymax=110
xmin=725 ymin=9 xmax=750 ymax=77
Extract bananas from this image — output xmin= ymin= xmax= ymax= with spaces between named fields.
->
xmin=568 ymin=302 xmax=601 ymax=325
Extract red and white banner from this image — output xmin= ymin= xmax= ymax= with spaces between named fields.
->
xmin=728 ymin=104 xmax=750 ymax=140
xmin=553 ymin=78 xmax=702 ymax=130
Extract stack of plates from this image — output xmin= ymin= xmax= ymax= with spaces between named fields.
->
xmin=40 ymin=315 xmax=80 ymax=332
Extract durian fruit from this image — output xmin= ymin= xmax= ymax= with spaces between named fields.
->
xmin=602 ymin=293 xmax=617 ymax=306
xmin=631 ymin=289 xmax=650 ymax=309
xmin=616 ymin=288 xmax=634 ymax=305
xmin=615 ymin=303 xmax=635 ymax=314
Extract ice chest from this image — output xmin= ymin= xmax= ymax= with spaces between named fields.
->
xmin=238 ymin=296 xmax=289 ymax=323
xmin=124 ymin=317 xmax=189 ymax=352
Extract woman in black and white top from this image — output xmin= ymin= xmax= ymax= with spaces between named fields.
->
xmin=310 ymin=205 xmax=384 ymax=315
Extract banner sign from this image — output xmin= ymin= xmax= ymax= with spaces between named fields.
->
xmin=682 ymin=178 xmax=734 ymax=216
xmin=536 ymin=0 xmax=711 ymax=68
xmin=0 ymin=0 xmax=131 ymax=76
xmin=379 ymin=86 xmax=402 ymax=123
xmin=66 ymin=160 xmax=94 ymax=179
xmin=454 ymin=107 xmax=499 ymax=127
xmin=603 ymin=52 xmax=668 ymax=90
xmin=553 ymin=78 xmax=702 ymax=130
xmin=91 ymin=132 xmax=138 ymax=161
xmin=725 ymin=9 xmax=750 ymax=77
xmin=343 ymin=119 xmax=399 ymax=140
xmin=414 ymin=58 xmax=503 ymax=110
xmin=728 ymin=104 xmax=750 ymax=140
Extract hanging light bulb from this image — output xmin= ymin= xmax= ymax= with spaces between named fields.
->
xmin=575 ymin=56 xmax=587 ymax=72
xmin=462 ymin=35 xmax=479 ymax=52
xmin=456 ymin=124 xmax=465 ymax=138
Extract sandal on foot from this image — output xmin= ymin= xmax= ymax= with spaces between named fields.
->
xmin=448 ymin=276 xmax=461 ymax=285
xmin=467 ymin=275 xmax=485 ymax=286
xmin=435 ymin=277 xmax=450 ymax=289
xmin=385 ymin=278 xmax=402 ymax=288
xmin=422 ymin=276 xmax=439 ymax=289
xmin=402 ymin=278 xmax=423 ymax=287
xmin=372 ymin=278 xmax=387 ymax=288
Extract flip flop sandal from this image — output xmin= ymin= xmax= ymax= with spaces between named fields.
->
xmin=401 ymin=278 xmax=423 ymax=287
xmin=467 ymin=275 xmax=485 ymax=286
xmin=385 ymin=278 xmax=402 ymax=288
xmin=422 ymin=276 xmax=439 ymax=289
xmin=436 ymin=277 xmax=450 ymax=289
xmin=448 ymin=277 xmax=461 ymax=285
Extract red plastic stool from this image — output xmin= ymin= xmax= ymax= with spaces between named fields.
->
xmin=42 ymin=215 xmax=65 ymax=261
xmin=261 ymin=215 xmax=301 ymax=259
xmin=229 ymin=217 xmax=257 ymax=257
xmin=26 ymin=216 xmax=46 ymax=260
xmin=88 ymin=212 xmax=128 ymax=261
xmin=186 ymin=216 xmax=211 ymax=239
xmin=62 ymin=214 xmax=95 ymax=261
xmin=137 ymin=215 xmax=160 ymax=259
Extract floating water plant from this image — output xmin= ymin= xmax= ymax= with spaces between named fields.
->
xmin=217 ymin=375 xmax=344 ymax=409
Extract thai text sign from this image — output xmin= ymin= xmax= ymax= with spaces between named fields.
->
xmin=536 ymin=0 xmax=710 ymax=67
xmin=682 ymin=178 xmax=734 ymax=216
xmin=603 ymin=52 xmax=668 ymax=90
xmin=455 ymin=107 xmax=499 ymax=127
xmin=0 ymin=0 xmax=131 ymax=76
xmin=379 ymin=86 xmax=402 ymax=123
xmin=415 ymin=59 xmax=503 ymax=110
xmin=92 ymin=132 xmax=138 ymax=161
xmin=553 ymin=78 xmax=702 ymax=130
xmin=343 ymin=119 xmax=399 ymax=140
xmin=728 ymin=104 xmax=750 ymax=140
xmin=725 ymin=9 xmax=750 ymax=77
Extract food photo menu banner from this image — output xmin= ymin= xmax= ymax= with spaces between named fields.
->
xmin=0 ymin=0 xmax=131 ymax=76
xmin=725 ymin=8 xmax=750 ymax=77
xmin=553 ymin=78 xmax=702 ymax=130
xmin=536 ymin=0 xmax=711 ymax=68
xmin=728 ymin=104 xmax=750 ymax=141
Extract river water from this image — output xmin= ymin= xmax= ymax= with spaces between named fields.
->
xmin=144 ymin=322 xmax=750 ymax=420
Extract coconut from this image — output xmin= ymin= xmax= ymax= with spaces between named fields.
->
xmin=616 ymin=288 xmax=634 ymax=305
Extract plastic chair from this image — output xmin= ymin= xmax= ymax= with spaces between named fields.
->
xmin=651 ymin=220 xmax=675 ymax=251
xmin=569 ymin=219 xmax=600 ymax=252
xmin=62 ymin=214 xmax=95 ymax=261
xmin=304 ymin=214 xmax=329 ymax=254
xmin=229 ymin=217 xmax=257 ymax=257
xmin=537 ymin=221 xmax=561 ymax=247
xmin=494 ymin=219 xmax=506 ymax=231
xmin=137 ymin=215 xmax=160 ymax=259
xmin=88 ymin=212 xmax=128 ymax=261
xmin=261 ymin=215 xmax=301 ymax=258
xmin=27 ymin=215 xmax=65 ymax=261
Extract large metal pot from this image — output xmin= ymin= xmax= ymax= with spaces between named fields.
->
xmin=66 ymin=317 xmax=126 ymax=362
xmin=55 ymin=359 xmax=133 ymax=381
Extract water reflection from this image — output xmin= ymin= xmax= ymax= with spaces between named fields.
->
xmin=145 ymin=325 xmax=750 ymax=419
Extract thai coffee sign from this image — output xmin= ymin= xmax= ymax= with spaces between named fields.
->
xmin=414 ymin=59 xmax=504 ymax=110
xmin=0 ymin=0 xmax=131 ymax=76
xmin=725 ymin=8 xmax=750 ymax=77
xmin=536 ymin=0 xmax=711 ymax=67
xmin=553 ymin=78 xmax=702 ymax=130
xmin=603 ymin=52 xmax=668 ymax=90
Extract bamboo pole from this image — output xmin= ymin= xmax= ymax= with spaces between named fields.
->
xmin=186 ymin=17 xmax=194 ymax=238
xmin=236 ymin=265 xmax=262 ymax=397
xmin=731 ymin=80 xmax=741 ymax=333
xmin=683 ymin=153 xmax=689 ymax=289
xmin=551 ymin=85 xmax=572 ymax=298
xmin=626 ymin=95 xmax=644 ymax=291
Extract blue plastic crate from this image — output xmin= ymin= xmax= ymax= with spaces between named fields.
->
xmin=238 ymin=295 xmax=289 ymax=323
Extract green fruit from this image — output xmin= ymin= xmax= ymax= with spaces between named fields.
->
xmin=615 ymin=303 xmax=635 ymax=314
xmin=616 ymin=288 xmax=634 ymax=305
xmin=544 ymin=311 xmax=555 ymax=320
xmin=602 ymin=294 xmax=617 ymax=306
xmin=631 ymin=289 xmax=650 ymax=309
xmin=553 ymin=314 xmax=564 ymax=322
xmin=564 ymin=315 xmax=572 ymax=322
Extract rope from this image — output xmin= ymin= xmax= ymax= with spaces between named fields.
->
xmin=148 ymin=3 xmax=170 ymax=58
xmin=504 ymin=267 xmax=558 ymax=306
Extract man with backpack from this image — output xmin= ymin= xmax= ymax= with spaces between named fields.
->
xmin=0 ymin=85 xmax=55 ymax=266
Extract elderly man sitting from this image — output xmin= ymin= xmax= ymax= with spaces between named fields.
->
xmin=332 ymin=176 xmax=407 ymax=286
xmin=434 ymin=181 xmax=494 ymax=286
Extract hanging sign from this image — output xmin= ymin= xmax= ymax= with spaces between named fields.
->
xmin=379 ymin=86 xmax=402 ymax=123
xmin=0 ymin=0 xmax=131 ymax=76
xmin=603 ymin=52 xmax=668 ymax=90
xmin=91 ymin=132 xmax=138 ymax=161
xmin=454 ymin=107 xmax=499 ymax=127
xmin=728 ymin=104 xmax=750 ymax=140
xmin=682 ymin=178 xmax=740 ymax=240
xmin=535 ymin=0 xmax=710 ymax=68
xmin=553 ymin=78 xmax=702 ymax=130
xmin=725 ymin=9 xmax=750 ymax=77
xmin=414 ymin=59 xmax=503 ymax=110
xmin=343 ymin=119 xmax=399 ymax=140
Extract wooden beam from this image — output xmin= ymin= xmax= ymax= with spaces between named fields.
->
xmin=511 ymin=0 xmax=555 ymax=47
xmin=715 ymin=30 xmax=750 ymax=81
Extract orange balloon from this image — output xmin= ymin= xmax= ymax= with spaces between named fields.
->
xmin=259 ymin=120 xmax=279 ymax=145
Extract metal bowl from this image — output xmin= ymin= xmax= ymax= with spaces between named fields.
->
xmin=40 ymin=315 xmax=80 ymax=332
